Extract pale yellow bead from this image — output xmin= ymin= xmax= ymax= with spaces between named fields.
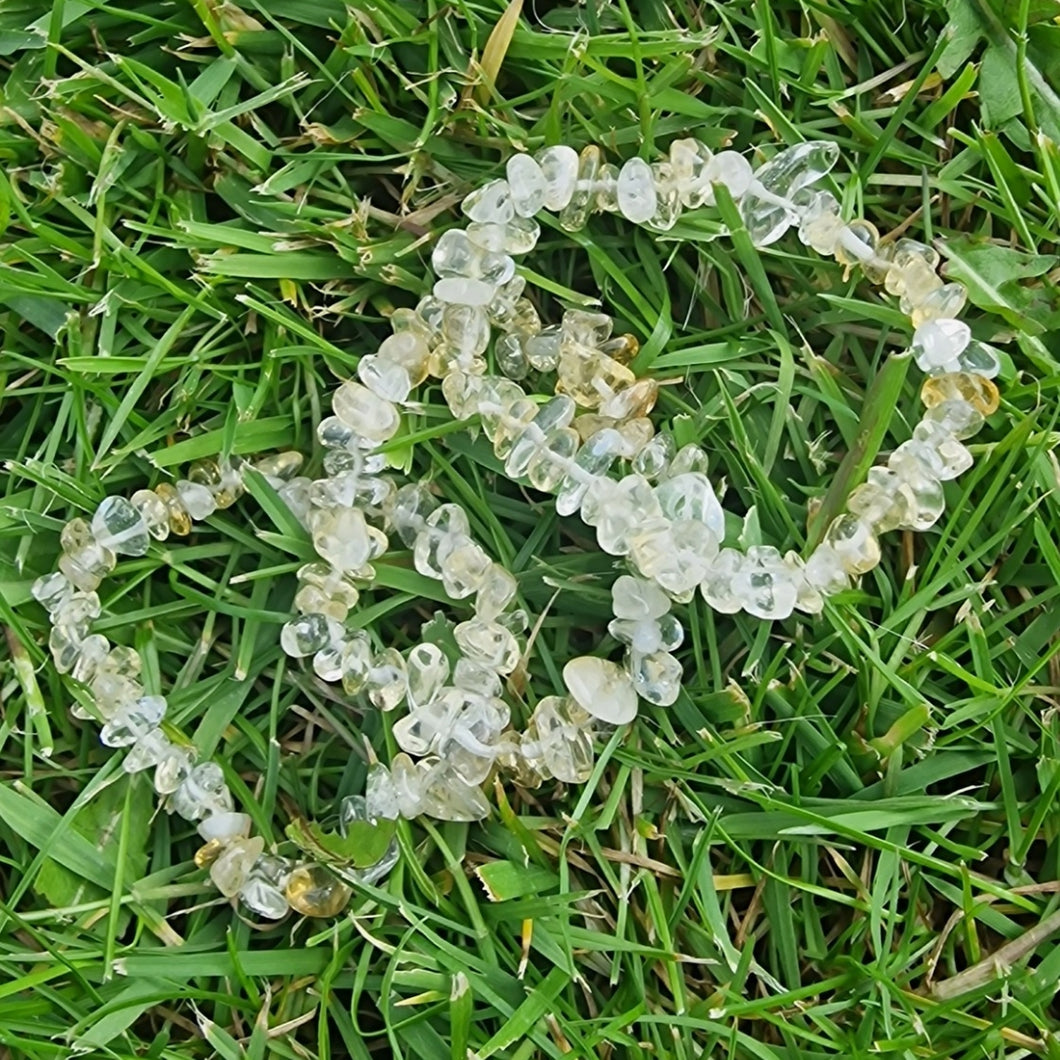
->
xmin=920 ymin=372 xmax=1000 ymax=416
xmin=284 ymin=865 xmax=352 ymax=917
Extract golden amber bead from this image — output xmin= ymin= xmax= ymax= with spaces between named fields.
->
xmin=194 ymin=839 xmax=225 ymax=869
xmin=556 ymin=348 xmax=636 ymax=409
xmin=153 ymin=482 xmax=192 ymax=536
xmin=600 ymin=378 xmax=659 ymax=421
xmin=599 ymin=333 xmax=640 ymax=364
xmin=254 ymin=451 xmax=304 ymax=481
xmin=920 ymin=372 xmax=1000 ymax=417
xmin=284 ymin=864 xmax=352 ymax=918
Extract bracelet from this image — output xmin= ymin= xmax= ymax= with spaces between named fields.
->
xmin=33 ymin=136 xmax=1002 ymax=920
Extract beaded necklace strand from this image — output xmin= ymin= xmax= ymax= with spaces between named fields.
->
xmin=32 ymin=137 xmax=1002 ymax=919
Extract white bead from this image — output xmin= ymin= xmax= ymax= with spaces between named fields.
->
xmin=506 ymin=153 xmax=548 ymax=217
xmin=616 ymin=157 xmax=658 ymax=224
xmin=563 ymin=656 xmax=638 ymax=725
xmin=535 ymin=145 xmax=579 ymax=211
xmin=911 ymin=318 xmax=971 ymax=374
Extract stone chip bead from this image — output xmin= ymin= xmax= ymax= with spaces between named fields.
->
xmin=240 ymin=855 xmax=293 ymax=920
xmin=506 ymin=153 xmax=547 ymax=217
xmin=285 ymin=864 xmax=353 ymax=918
xmin=58 ymin=518 xmax=116 ymax=592
xmin=822 ymin=514 xmax=882 ymax=576
xmin=130 ymin=489 xmax=171 ymax=541
xmin=153 ymin=482 xmax=193 ymax=536
xmin=563 ymin=656 xmax=638 ymax=725
xmin=911 ymin=318 xmax=971 ymax=375
xmin=616 ymin=156 xmax=658 ymax=224
xmin=210 ymin=836 xmax=266 ymax=898
xmin=332 ymin=381 xmax=400 ymax=442
xmin=921 ymin=372 xmax=1000 ymax=417
xmin=535 ymin=145 xmax=579 ymax=211
xmin=91 ymin=496 xmax=149 ymax=557
xmin=520 ymin=696 xmax=595 ymax=784
xmin=559 ymin=144 xmax=601 ymax=232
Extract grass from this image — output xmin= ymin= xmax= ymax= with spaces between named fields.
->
xmin=1 ymin=0 xmax=1060 ymax=1056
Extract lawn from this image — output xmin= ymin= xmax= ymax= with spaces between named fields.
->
xmin=2 ymin=0 xmax=1060 ymax=1057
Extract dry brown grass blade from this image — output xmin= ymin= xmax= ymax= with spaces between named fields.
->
xmin=470 ymin=0 xmax=524 ymax=105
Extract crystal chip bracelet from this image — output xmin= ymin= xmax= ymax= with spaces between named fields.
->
xmin=31 ymin=136 xmax=1004 ymax=920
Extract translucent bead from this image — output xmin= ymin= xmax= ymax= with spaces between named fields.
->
xmin=436 ymin=277 xmax=498 ymax=313
xmin=154 ymin=744 xmax=194 ymax=795
xmin=732 ymin=545 xmax=798 ymax=620
xmin=834 ymin=220 xmax=880 ymax=268
xmin=358 ymin=354 xmax=412 ymax=403
xmin=277 ymin=477 xmax=313 ymax=527
xmin=523 ymin=326 xmax=561 ymax=372
xmin=907 ymin=419 xmax=973 ymax=480
xmin=240 ymin=855 xmax=292 ymax=920
xmin=923 ymin=399 xmax=985 ymax=441
xmin=295 ymin=562 xmax=360 ymax=621
xmin=366 ymin=647 xmax=407 ymax=711
xmin=911 ymin=318 xmax=970 ymax=375
xmin=702 ymin=151 xmax=754 ymax=204
xmin=123 ymin=728 xmax=173 ymax=774
xmin=280 ymin=612 xmax=337 ymax=657
xmin=878 ymin=451 xmax=945 ymax=531
xmin=797 ymin=190 xmax=845 ymax=255
xmin=49 ymin=625 xmax=85 ymax=674
xmin=435 ymin=302 xmax=490 ymax=368
xmin=440 ymin=539 xmax=493 ymax=599
xmin=921 ymin=372 xmax=1000 ymax=417
xmin=633 ymin=433 xmax=675 ymax=480
xmin=332 ymin=382 xmax=400 ymax=442
xmin=647 ymin=162 xmax=681 ymax=231
xmin=91 ymin=496 xmax=149 ymax=557
xmin=130 ymin=489 xmax=170 ymax=541
xmin=559 ymin=145 xmax=601 ymax=232
xmin=198 ymin=810 xmax=252 ymax=841
xmin=454 ymin=619 xmax=520 ymax=673
xmin=253 ymin=451 xmax=304 ymax=481
xmin=70 ymin=633 xmax=110 ymax=683
xmin=822 ymin=514 xmax=881 ymax=576
xmin=462 ymin=178 xmax=514 ymax=224
xmin=628 ymin=649 xmax=682 ymax=706
xmin=504 ymin=394 xmax=576 ymax=478
xmin=615 ymin=157 xmax=657 ymax=224
xmin=848 ymin=466 xmax=913 ymax=533
xmin=883 ymin=239 xmax=939 ymax=295
xmin=495 ymin=333 xmax=529 ymax=380
xmin=310 ymin=506 xmax=387 ymax=573
xmin=188 ymin=457 xmax=244 ymax=510
xmin=803 ymin=543 xmax=850 ymax=596
xmin=100 ymin=695 xmax=167 ymax=747
xmin=582 ymin=474 xmax=660 ymax=556
xmin=489 ymin=398 xmax=539 ymax=460
xmin=958 ymin=340 xmax=1001 ymax=380
xmin=909 ymin=282 xmax=967 ymax=327
xmin=376 ymin=334 xmax=429 ymax=392
xmin=553 ymin=428 xmax=621 ymax=517
xmin=535 ymin=144 xmax=579 ymax=211
xmin=473 ymin=563 xmax=518 ymax=621
xmin=285 ymin=864 xmax=352 ymax=917
xmin=654 ymin=472 xmax=725 ymax=539
xmin=453 ymin=657 xmax=503 ymax=699
xmin=628 ymin=517 xmax=719 ymax=601
xmin=406 ymin=643 xmax=450 ymax=708
xmin=742 ymin=141 xmax=840 ymax=246
xmin=340 ymin=632 xmax=374 ymax=695
xmin=387 ymin=481 xmax=440 ymax=546
xmin=417 ymin=757 xmax=491 ymax=821
xmin=526 ymin=427 xmax=579 ymax=491
xmin=669 ymin=137 xmax=714 ymax=208
xmin=413 ymin=504 xmax=471 ymax=579
xmin=506 ymin=153 xmax=547 ymax=217
xmin=338 ymin=796 xmax=400 ymax=884
xmin=209 ymin=836 xmax=265 ymax=898
xmin=598 ymin=378 xmax=658 ymax=422
xmin=32 ymin=571 xmax=74 ymax=614
xmin=58 ymin=521 xmax=116 ymax=593
xmin=700 ymin=548 xmax=746 ymax=613
xmin=787 ymin=551 xmax=824 ymax=615
xmin=312 ymin=642 xmax=344 ymax=682
xmin=169 ymin=762 xmax=233 ymax=821
xmin=522 ymin=696 xmax=595 ymax=784
xmin=563 ymin=656 xmax=638 ymax=725
xmin=153 ymin=483 xmax=192 ymax=536
xmin=174 ymin=480 xmax=216 ymax=522
xmin=556 ymin=349 xmax=635 ymax=410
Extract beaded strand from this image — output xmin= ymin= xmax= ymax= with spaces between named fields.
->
xmin=33 ymin=136 xmax=1003 ymax=918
